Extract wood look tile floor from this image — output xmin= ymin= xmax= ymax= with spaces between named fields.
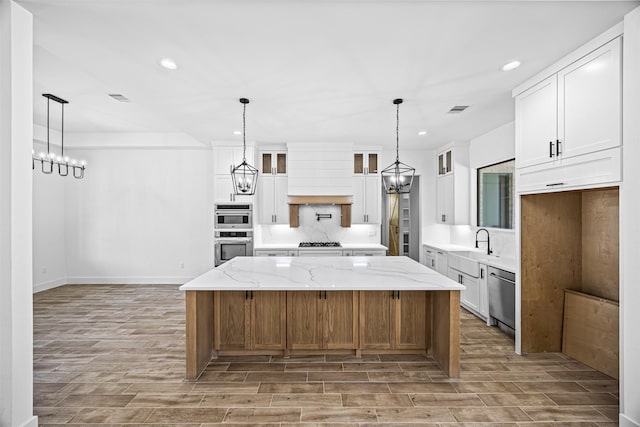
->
xmin=33 ymin=285 xmax=619 ymax=426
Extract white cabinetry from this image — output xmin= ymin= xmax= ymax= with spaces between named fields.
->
xmin=352 ymin=176 xmax=381 ymax=224
xmin=259 ymin=176 xmax=289 ymax=224
xmin=343 ymin=249 xmax=386 ymax=256
xmin=449 ymin=267 xmax=480 ymax=314
xmin=214 ymin=146 xmax=255 ymax=202
xmin=478 ymin=264 xmax=488 ymax=319
xmin=423 ymin=246 xmax=448 ymax=276
xmin=258 ymin=148 xmax=288 ymax=224
xmin=515 ymin=37 xmax=621 ymax=192
xmin=435 ymin=144 xmax=469 ymax=225
xmin=353 ymin=151 xmax=379 ymax=175
xmin=254 ymin=249 xmax=289 ymax=256
xmin=424 ymin=247 xmax=436 ymax=270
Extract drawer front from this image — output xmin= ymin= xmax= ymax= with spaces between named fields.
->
xmin=517 ymin=146 xmax=620 ymax=194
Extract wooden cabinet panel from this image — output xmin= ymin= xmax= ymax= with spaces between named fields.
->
xmin=359 ymin=291 xmax=393 ymax=349
xmin=215 ymin=291 xmax=285 ymax=351
xmin=215 ymin=291 xmax=249 ymax=350
xmin=287 ymin=291 xmax=358 ymax=350
xmin=252 ymin=291 xmax=286 ymax=350
xmin=287 ymin=291 xmax=323 ymax=350
xmin=395 ymin=291 xmax=429 ymax=350
xmin=325 ymin=291 xmax=358 ymax=349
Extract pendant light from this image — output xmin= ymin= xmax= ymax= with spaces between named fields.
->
xmin=32 ymin=94 xmax=86 ymax=179
xmin=382 ymin=98 xmax=415 ymax=194
xmin=231 ymin=98 xmax=258 ymax=195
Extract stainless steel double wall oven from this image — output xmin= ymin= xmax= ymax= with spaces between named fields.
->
xmin=214 ymin=203 xmax=253 ymax=266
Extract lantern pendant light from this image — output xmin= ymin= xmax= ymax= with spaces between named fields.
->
xmin=382 ymin=98 xmax=415 ymax=194
xmin=231 ymin=98 xmax=258 ymax=195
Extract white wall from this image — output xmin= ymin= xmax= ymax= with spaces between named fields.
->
xmin=621 ymin=6 xmax=640 ymax=427
xmin=449 ymin=122 xmax=516 ymax=257
xmin=32 ymin=140 xmax=67 ymax=292
xmin=64 ymin=141 xmax=214 ymax=284
xmin=0 ymin=1 xmax=37 ymax=425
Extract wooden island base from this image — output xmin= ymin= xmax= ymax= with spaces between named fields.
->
xmin=186 ymin=290 xmax=460 ymax=380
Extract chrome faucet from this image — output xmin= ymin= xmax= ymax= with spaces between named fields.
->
xmin=475 ymin=228 xmax=493 ymax=255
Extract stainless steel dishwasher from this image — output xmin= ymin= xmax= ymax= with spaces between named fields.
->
xmin=487 ymin=266 xmax=516 ymax=329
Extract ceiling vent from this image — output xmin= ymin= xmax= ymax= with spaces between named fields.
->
xmin=448 ymin=105 xmax=469 ymax=114
xmin=108 ymin=94 xmax=130 ymax=102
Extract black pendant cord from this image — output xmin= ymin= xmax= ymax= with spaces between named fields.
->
xmin=46 ymin=96 xmax=50 ymax=156
xmin=61 ymin=102 xmax=64 ymax=158
xmin=242 ymin=101 xmax=247 ymax=163
xmin=396 ymin=102 xmax=400 ymax=163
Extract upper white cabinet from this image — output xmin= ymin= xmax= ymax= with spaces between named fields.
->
xmin=259 ymin=176 xmax=289 ymax=224
xmin=353 ymin=151 xmax=379 ymax=175
xmin=258 ymin=148 xmax=288 ymax=224
xmin=515 ymin=37 xmax=622 ymax=192
xmin=260 ymin=151 xmax=287 ymax=176
xmin=437 ymin=149 xmax=453 ymax=176
xmin=214 ymin=145 xmax=255 ymax=202
xmin=352 ymin=175 xmax=381 ymax=224
xmin=435 ymin=144 xmax=469 ymax=225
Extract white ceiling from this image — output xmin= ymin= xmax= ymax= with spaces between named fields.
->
xmin=19 ymin=0 xmax=639 ymax=149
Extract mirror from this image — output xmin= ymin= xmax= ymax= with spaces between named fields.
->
xmin=477 ymin=159 xmax=515 ymax=229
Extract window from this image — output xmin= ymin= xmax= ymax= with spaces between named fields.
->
xmin=477 ymin=159 xmax=515 ymax=229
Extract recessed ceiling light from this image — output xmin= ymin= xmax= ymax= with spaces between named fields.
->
xmin=233 ymin=130 xmax=242 ymax=135
xmin=159 ymin=57 xmax=178 ymax=70
xmin=502 ymin=60 xmax=521 ymax=71
xmin=418 ymin=131 xmax=427 ymax=136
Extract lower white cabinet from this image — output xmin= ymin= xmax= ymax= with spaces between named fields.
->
xmin=478 ymin=263 xmax=488 ymax=319
xmin=345 ymin=249 xmax=386 ymax=256
xmin=435 ymin=250 xmax=448 ymax=276
xmin=254 ymin=250 xmax=290 ymax=256
xmin=423 ymin=246 xmax=438 ymax=271
xmin=448 ymin=267 xmax=480 ymax=315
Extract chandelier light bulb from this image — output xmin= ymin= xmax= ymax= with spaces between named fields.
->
xmin=64 ymin=156 xmax=69 ymax=163
xmin=39 ymin=152 xmax=45 ymax=159
xmin=80 ymin=160 xmax=86 ymax=167
xmin=71 ymin=159 xmax=77 ymax=165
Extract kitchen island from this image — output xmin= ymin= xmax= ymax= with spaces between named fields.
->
xmin=180 ymin=256 xmax=464 ymax=380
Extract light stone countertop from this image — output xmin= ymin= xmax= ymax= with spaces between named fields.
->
xmin=254 ymin=243 xmax=388 ymax=251
xmin=180 ymin=256 xmax=464 ymax=291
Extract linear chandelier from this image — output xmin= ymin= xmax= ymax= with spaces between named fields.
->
xmin=382 ymin=98 xmax=415 ymax=194
xmin=231 ymin=97 xmax=258 ymax=195
xmin=32 ymin=93 xmax=86 ymax=179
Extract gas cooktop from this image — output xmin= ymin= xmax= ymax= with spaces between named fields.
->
xmin=298 ymin=241 xmax=342 ymax=248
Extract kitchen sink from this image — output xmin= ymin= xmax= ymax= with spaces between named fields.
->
xmin=447 ymin=250 xmax=497 ymax=277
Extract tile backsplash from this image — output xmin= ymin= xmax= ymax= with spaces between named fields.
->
xmin=255 ymin=205 xmax=380 ymax=244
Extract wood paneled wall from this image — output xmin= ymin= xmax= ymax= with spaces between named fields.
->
xmin=521 ymin=192 xmax=583 ymax=353
xmin=520 ymin=187 xmax=619 ymax=354
xmin=582 ymin=188 xmax=619 ymax=301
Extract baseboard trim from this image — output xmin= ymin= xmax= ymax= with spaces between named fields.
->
xmin=18 ymin=415 xmax=38 ymax=427
xmin=621 ymin=414 xmax=640 ymax=427
xmin=66 ymin=276 xmax=193 ymax=285
xmin=33 ymin=278 xmax=67 ymax=293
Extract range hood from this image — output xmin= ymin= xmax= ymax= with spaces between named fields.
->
xmin=287 ymin=195 xmax=353 ymax=228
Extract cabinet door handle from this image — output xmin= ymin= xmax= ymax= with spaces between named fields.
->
xmin=396 ymin=291 xmax=400 ymax=299
xmin=251 ymin=291 xmax=254 ymax=300
xmin=391 ymin=290 xmax=395 ymax=300
xmin=480 ymin=269 xmax=484 ymax=279
xmin=546 ymin=182 xmax=566 ymax=187
xmin=431 ymin=259 xmax=435 ymax=267
xmin=549 ymin=140 xmax=554 ymax=158
xmin=245 ymin=290 xmax=249 ymax=300
xmin=556 ymin=139 xmax=562 ymax=155
xmin=319 ymin=291 xmax=322 ymax=299
xmin=324 ymin=291 xmax=327 ymax=300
